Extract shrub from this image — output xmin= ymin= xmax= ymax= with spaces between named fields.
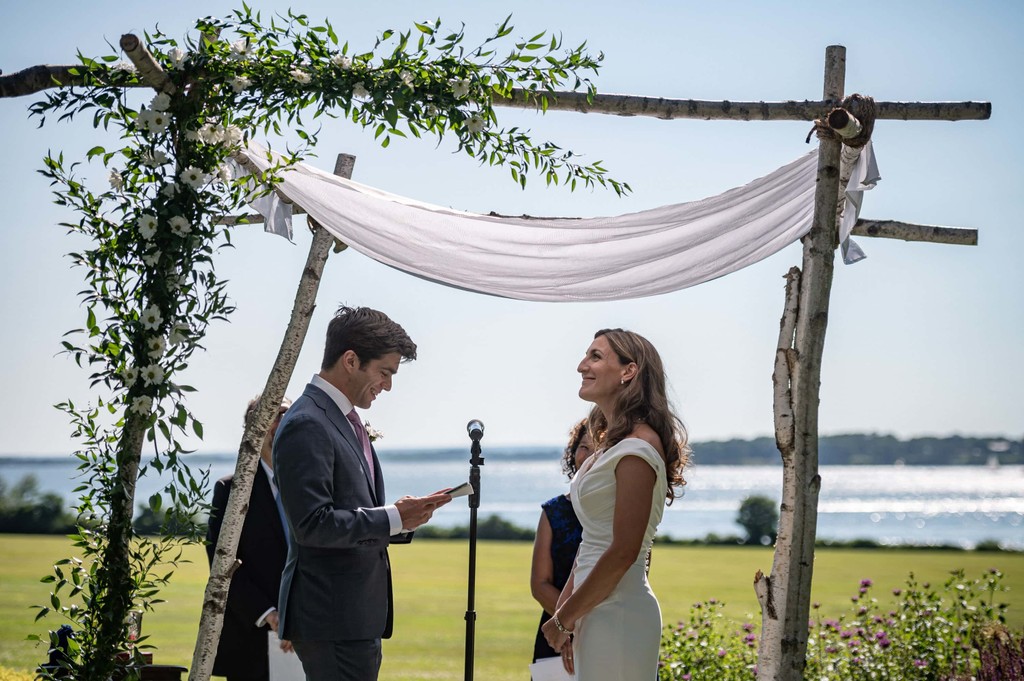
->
xmin=659 ymin=599 xmax=757 ymax=680
xmin=736 ymin=495 xmax=778 ymax=546
xmin=659 ymin=568 xmax=1015 ymax=680
xmin=0 ymin=475 xmax=75 ymax=534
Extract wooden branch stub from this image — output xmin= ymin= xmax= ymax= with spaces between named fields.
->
xmin=827 ymin=108 xmax=862 ymax=139
xmin=120 ymin=34 xmax=175 ymax=94
xmin=852 ymin=219 xmax=977 ymax=245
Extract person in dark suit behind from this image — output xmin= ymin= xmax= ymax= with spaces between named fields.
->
xmin=206 ymin=395 xmax=294 ymax=681
xmin=273 ymin=305 xmax=452 ymax=681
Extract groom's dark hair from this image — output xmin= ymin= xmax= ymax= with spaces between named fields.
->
xmin=322 ymin=305 xmax=417 ymax=370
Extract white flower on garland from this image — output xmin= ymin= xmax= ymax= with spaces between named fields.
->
xmin=168 ymin=322 xmax=190 ymax=346
xmin=199 ymin=123 xmax=223 ymax=145
xmin=146 ymin=336 xmax=166 ymax=359
xmin=121 ymin=365 xmax=139 ymax=387
xmin=138 ymin=214 xmax=158 ymax=240
xmin=142 ymin=250 xmax=162 ymax=267
xmin=180 ymin=166 xmax=209 ymax=189
xmin=168 ymin=48 xmax=187 ymax=70
xmin=426 ymin=103 xmax=439 ymax=117
xmin=229 ymin=38 xmax=252 ymax=60
xmin=291 ymin=68 xmax=311 ymax=85
xmin=221 ymin=125 xmax=243 ymax=148
xmin=160 ymin=182 xmax=178 ymax=198
xmin=150 ymin=92 xmax=172 ymax=112
xmin=168 ymin=273 xmax=189 ymax=292
xmin=400 ymin=70 xmax=415 ymax=88
xmin=130 ymin=395 xmax=153 ymax=415
xmin=452 ymin=78 xmax=471 ymax=99
xmin=217 ymin=164 xmax=234 ymax=183
xmin=141 ymin=363 xmax=165 ymax=387
xmin=184 ymin=129 xmax=201 ymax=142
xmin=138 ymin=109 xmax=170 ymax=133
xmin=230 ymin=75 xmax=252 ymax=93
xmin=169 ymin=216 xmax=192 ymax=236
xmin=331 ymin=53 xmax=352 ymax=70
xmin=109 ymin=170 xmax=124 ymax=191
xmin=111 ymin=61 xmax=137 ymax=73
xmin=352 ymin=82 xmax=370 ymax=99
xmin=466 ymin=113 xmax=486 ymax=134
xmin=141 ymin=304 xmax=163 ymax=330
xmin=142 ymin=149 xmax=169 ymax=168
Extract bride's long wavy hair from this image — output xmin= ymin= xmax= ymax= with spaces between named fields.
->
xmin=586 ymin=328 xmax=690 ymax=503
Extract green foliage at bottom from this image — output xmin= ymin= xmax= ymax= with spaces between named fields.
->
xmin=658 ymin=569 xmax=1017 ymax=680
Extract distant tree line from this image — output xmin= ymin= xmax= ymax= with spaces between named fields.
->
xmin=693 ymin=434 xmax=1023 ymax=466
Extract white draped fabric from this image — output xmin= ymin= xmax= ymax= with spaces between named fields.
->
xmin=243 ymin=143 xmax=868 ymax=302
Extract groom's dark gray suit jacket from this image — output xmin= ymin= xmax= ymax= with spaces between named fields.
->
xmin=273 ymin=382 xmax=396 ymax=642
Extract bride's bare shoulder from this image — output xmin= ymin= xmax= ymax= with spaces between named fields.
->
xmin=628 ymin=423 xmax=664 ymax=457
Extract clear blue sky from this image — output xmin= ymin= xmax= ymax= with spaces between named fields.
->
xmin=1 ymin=1 xmax=1021 ymax=454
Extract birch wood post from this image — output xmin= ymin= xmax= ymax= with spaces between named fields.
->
xmin=756 ymin=45 xmax=847 ymax=681
xmin=754 ymin=267 xmax=801 ymax=675
xmin=188 ymin=153 xmax=355 ymax=681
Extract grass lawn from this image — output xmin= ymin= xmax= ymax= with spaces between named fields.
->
xmin=1 ymin=535 xmax=1021 ymax=680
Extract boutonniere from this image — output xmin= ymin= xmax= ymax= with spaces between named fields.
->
xmin=364 ymin=422 xmax=383 ymax=442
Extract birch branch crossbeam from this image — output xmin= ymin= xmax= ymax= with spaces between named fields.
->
xmin=0 ymin=65 xmax=991 ymax=124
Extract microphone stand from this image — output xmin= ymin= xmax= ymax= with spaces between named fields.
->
xmin=464 ymin=429 xmax=484 ymax=681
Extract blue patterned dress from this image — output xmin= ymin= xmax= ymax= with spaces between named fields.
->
xmin=532 ymin=494 xmax=583 ymax=661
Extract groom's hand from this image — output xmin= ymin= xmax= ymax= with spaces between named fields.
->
xmin=395 ymin=492 xmax=452 ymax=530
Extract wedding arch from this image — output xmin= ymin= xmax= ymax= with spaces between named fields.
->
xmin=0 ymin=10 xmax=988 ymax=681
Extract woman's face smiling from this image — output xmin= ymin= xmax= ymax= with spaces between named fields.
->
xmin=577 ymin=335 xmax=628 ymax=406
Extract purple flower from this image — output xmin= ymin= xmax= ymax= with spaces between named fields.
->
xmin=840 ymin=630 xmax=853 ymax=639
xmin=717 ymin=648 xmax=726 ymax=658
xmin=743 ymin=633 xmax=757 ymax=646
xmin=913 ymin=659 xmax=927 ymax=667
xmin=858 ymin=607 xmax=868 ymax=615
xmin=860 ymin=579 xmax=873 ymax=587
xmin=682 ymin=675 xmax=691 ymax=680
xmin=742 ymin=622 xmax=755 ymax=632
xmin=812 ymin=601 xmax=821 ymax=609
xmin=709 ymin=598 xmax=718 ymax=605
xmin=892 ymin=588 xmax=902 ymax=596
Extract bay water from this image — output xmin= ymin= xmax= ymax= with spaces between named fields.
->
xmin=2 ymin=447 xmax=1021 ymax=550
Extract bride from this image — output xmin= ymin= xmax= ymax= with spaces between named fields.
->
xmin=542 ymin=328 xmax=689 ymax=679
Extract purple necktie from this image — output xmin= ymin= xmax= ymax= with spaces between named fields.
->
xmin=345 ymin=409 xmax=375 ymax=486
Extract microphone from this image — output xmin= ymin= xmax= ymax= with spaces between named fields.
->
xmin=466 ymin=420 xmax=485 ymax=442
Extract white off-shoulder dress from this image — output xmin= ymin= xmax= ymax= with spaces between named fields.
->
xmin=568 ymin=438 xmax=667 ymax=680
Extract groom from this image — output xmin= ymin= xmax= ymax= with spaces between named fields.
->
xmin=273 ymin=305 xmax=452 ymax=681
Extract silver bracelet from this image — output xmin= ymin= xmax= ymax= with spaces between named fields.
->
xmin=552 ymin=613 xmax=573 ymax=635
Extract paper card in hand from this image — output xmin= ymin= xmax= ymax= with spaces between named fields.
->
xmin=444 ymin=482 xmax=473 ymax=497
